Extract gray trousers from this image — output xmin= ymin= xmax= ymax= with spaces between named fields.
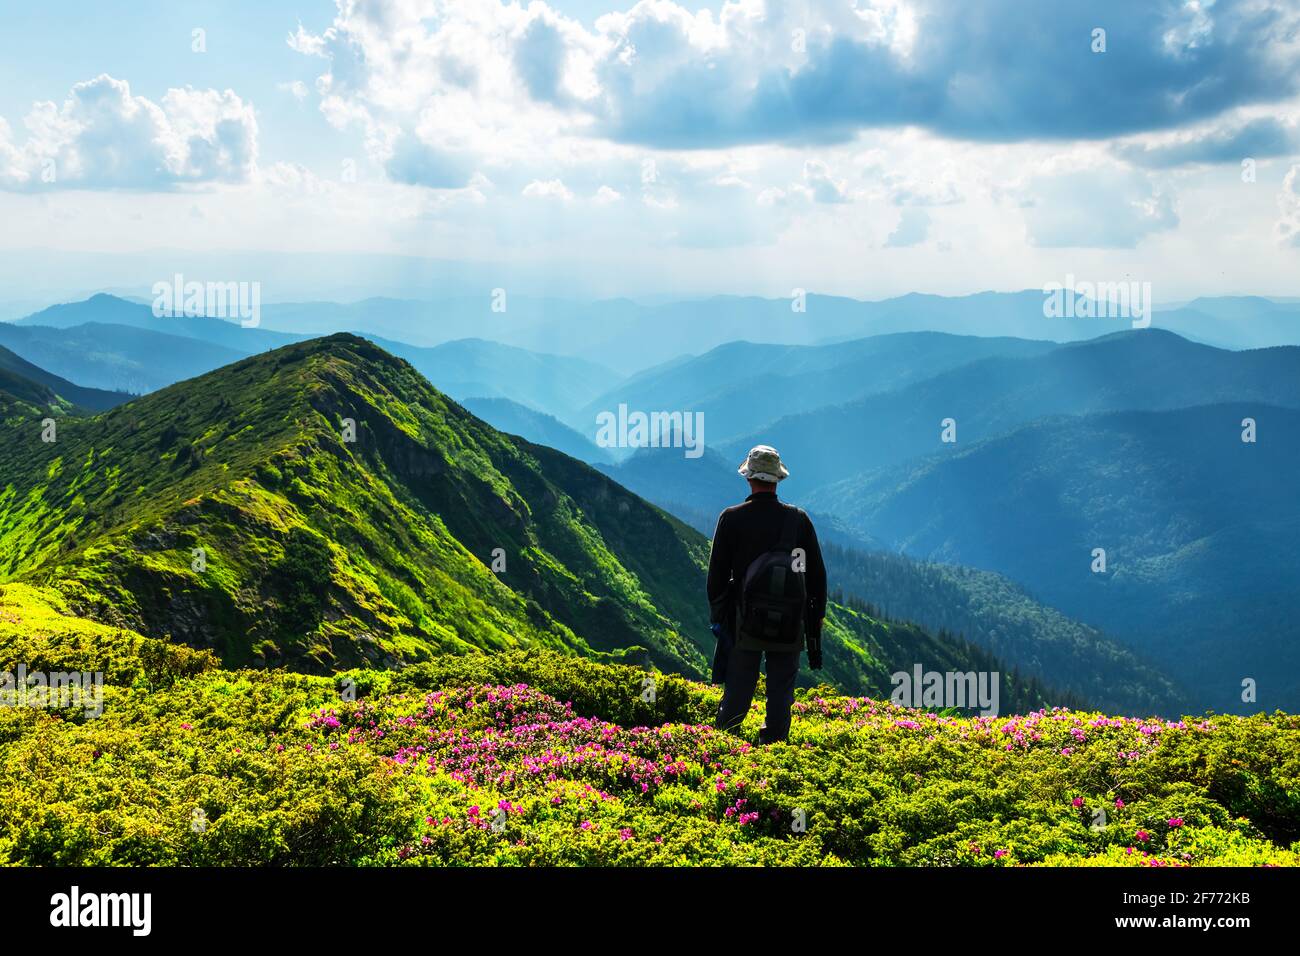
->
xmin=715 ymin=644 xmax=801 ymax=743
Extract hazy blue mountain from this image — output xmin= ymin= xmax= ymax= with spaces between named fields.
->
xmin=723 ymin=330 xmax=1300 ymax=499
xmin=259 ymin=296 xmax=652 ymax=361
xmin=820 ymin=542 xmax=1189 ymax=716
xmin=6 ymin=298 xmax=621 ymax=414
xmin=0 ymin=345 xmax=129 ymax=411
xmin=1148 ymin=302 xmax=1300 ymax=350
xmin=367 ymin=336 xmax=621 ymax=418
xmin=575 ymin=332 xmax=1058 ymax=442
xmin=460 ymin=397 xmax=614 ymax=464
xmin=18 ymin=291 xmax=1299 ymax=386
xmin=1181 ymin=296 xmax=1289 ymax=320
xmin=0 ymin=322 xmax=249 ymax=394
xmin=18 ymin=293 xmax=305 ymax=353
xmin=256 ymin=292 xmax=1095 ymax=372
xmin=809 ymin=403 xmax=1300 ymax=713
xmin=259 ymin=298 xmax=458 ymax=347
xmin=597 ymin=444 xmax=753 ymax=528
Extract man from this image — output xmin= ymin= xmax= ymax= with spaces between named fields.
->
xmin=707 ymin=444 xmax=826 ymax=744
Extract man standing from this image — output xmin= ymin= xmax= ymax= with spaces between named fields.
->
xmin=708 ymin=444 xmax=826 ymax=744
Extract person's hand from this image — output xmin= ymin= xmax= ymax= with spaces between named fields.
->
xmin=807 ymin=634 xmax=823 ymax=670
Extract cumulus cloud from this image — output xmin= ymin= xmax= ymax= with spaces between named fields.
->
xmin=885 ymin=207 xmax=930 ymax=247
xmin=0 ymin=74 xmax=257 ymax=190
xmin=292 ymin=0 xmax=1300 ymax=181
xmin=290 ymin=0 xmax=601 ymax=190
xmin=857 ymin=146 xmax=965 ymax=206
xmin=522 ymin=178 xmax=574 ymax=200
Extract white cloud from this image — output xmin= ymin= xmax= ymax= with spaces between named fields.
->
xmin=522 ymin=178 xmax=574 ymax=200
xmin=1276 ymin=165 xmax=1300 ymax=248
xmin=0 ymin=74 xmax=257 ymax=190
xmin=885 ymin=207 xmax=930 ymax=247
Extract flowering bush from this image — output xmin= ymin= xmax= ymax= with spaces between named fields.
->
xmin=0 ymin=649 xmax=1297 ymax=866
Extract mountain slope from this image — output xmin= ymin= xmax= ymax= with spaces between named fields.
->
xmin=0 ymin=345 xmax=129 ymax=412
xmin=461 ymin=396 xmax=613 ymax=464
xmin=725 ymin=330 xmax=1300 ymax=498
xmin=0 ymin=369 xmax=71 ymax=421
xmin=820 ymin=543 xmax=1188 ymax=715
xmin=809 ymin=403 xmax=1300 ymax=712
xmin=0 ymin=321 xmax=249 ymax=394
xmin=0 ymin=334 xmax=1049 ymax=707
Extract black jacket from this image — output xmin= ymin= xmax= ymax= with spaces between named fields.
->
xmin=706 ymin=491 xmax=827 ymax=643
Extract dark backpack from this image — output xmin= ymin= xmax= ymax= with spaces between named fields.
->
xmin=736 ymin=506 xmax=807 ymax=651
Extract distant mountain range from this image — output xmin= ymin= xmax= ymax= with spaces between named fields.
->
xmin=721 ymin=329 xmax=1300 ymax=501
xmin=3 ymin=295 xmax=618 ymax=416
xmin=16 ymin=287 xmax=1294 ymax=378
xmin=574 ymin=332 xmax=1059 ymax=444
xmin=810 ymin=403 xmax=1300 ymax=713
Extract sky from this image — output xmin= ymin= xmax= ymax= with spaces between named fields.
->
xmin=0 ymin=0 xmax=1298 ymax=302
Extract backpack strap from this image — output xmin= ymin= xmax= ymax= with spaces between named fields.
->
xmin=778 ymin=507 xmax=801 ymax=553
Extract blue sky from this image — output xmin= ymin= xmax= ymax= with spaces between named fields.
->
xmin=1 ymin=0 xmax=1298 ymax=301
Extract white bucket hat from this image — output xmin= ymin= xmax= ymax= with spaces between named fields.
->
xmin=738 ymin=444 xmax=789 ymax=482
